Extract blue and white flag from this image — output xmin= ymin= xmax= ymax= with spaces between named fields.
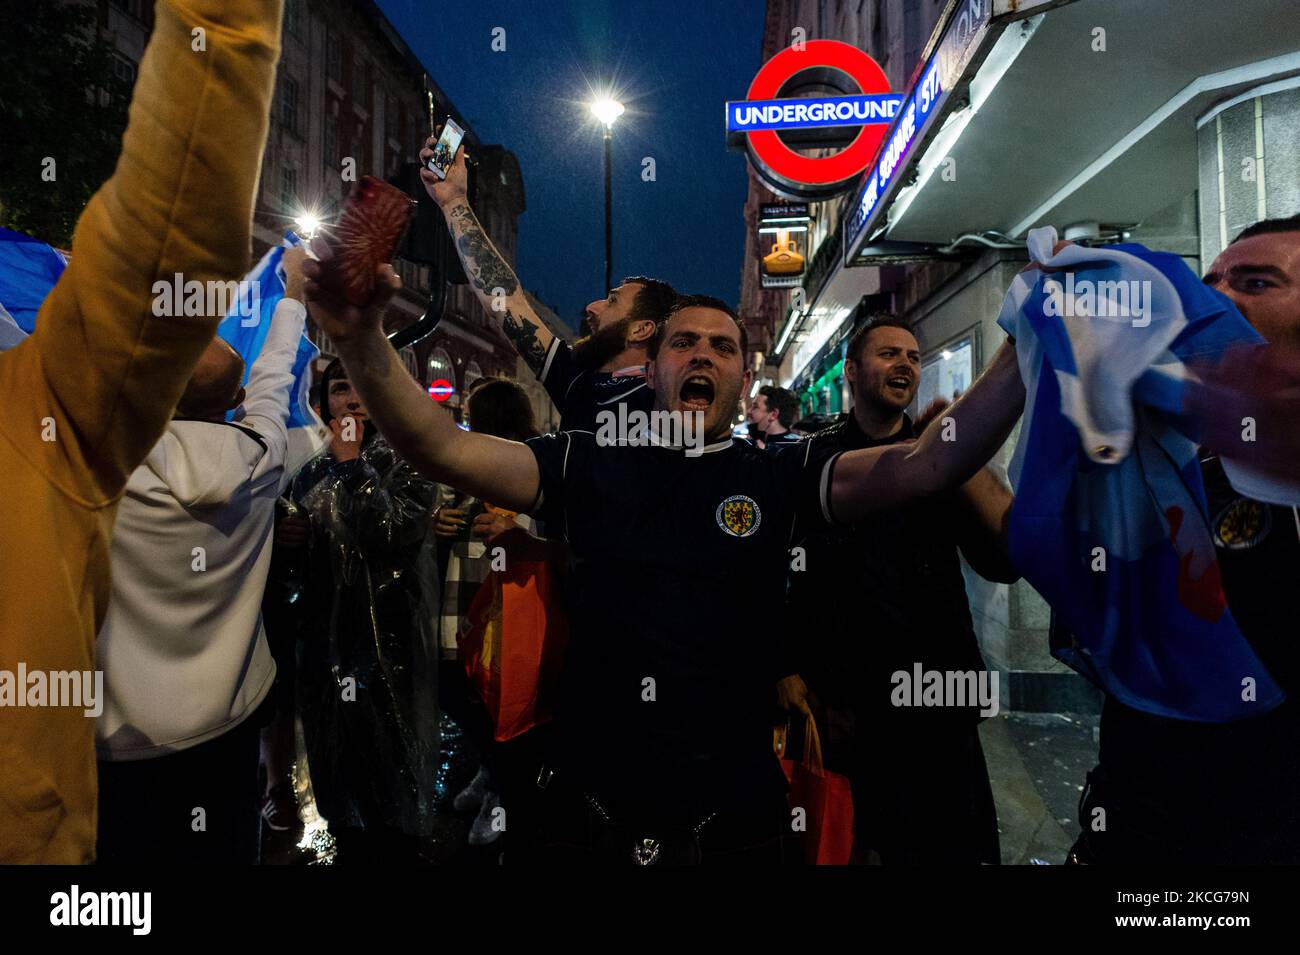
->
xmin=998 ymin=227 xmax=1282 ymax=722
xmin=0 ymin=225 xmax=67 ymax=345
xmin=0 ymin=301 xmax=27 ymax=352
xmin=216 ymin=231 xmax=328 ymax=484
xmin=0 ymin=225 xmax=326 ymax=481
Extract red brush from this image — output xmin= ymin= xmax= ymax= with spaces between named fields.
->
xmin=314 ymin=176 xmax=415 ymax=307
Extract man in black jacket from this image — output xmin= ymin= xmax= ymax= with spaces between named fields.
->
xmin=779 ymin=314 xmax=1018 ymax=864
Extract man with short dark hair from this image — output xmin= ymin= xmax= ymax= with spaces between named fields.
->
xmin=301 ymin=254 xmax=1027 ymax=862
xmin=779 ymin=313 xmax=1018 ymax=864
xmin=747 ymin=385 xmax=801 ymax=450
xmin=420 ymin=137 xmax=676 ymax=431
xmin=1068 ymin=215 xmax=1300 ymax=864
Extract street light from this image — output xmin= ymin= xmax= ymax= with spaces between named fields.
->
xmin=589 ymin=97 xmax=624 ymax=294
xmin=590 ymin=98 xmax=625 ymax=128
xmin=294 ymin=212 xmax=322 ymax=240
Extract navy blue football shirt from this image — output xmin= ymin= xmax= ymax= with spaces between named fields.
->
xmin=538 ymin=338 xmax=655 ymax=433
xmin=525 ymin=428 xmax=842 ymax=821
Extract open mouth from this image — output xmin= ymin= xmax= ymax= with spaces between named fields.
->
xmin=679 ymin=375 xmax=716 ymax=410
xmin=885 ymin=375 xmax=912 ymax=391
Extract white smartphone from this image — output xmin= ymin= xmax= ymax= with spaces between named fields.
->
xmin=426 ymin=118 xmax=465 ymax=180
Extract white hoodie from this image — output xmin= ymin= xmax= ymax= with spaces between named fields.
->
xmin=96 ymin=299 xmax=307 ymax=760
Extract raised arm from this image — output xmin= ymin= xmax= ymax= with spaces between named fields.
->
xmin=953 ymin=467 xmax=1019 ymax=583
xmin=1 ymin=0 xmax=283 ymax=502
xmin=419 ymin=139 xmax=557 ymax=378
xmin=238 ymin=248 xmax=310 ymax=458
xmin=302 ymin=257 xmax=541 ymax=513
xmin=830 ymin=340 xmax=1025 ymax=522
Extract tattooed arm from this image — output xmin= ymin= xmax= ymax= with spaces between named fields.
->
xmin=419 ymin=137 xmax=556 ymax=378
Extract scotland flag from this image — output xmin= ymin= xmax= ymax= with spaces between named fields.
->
xmin=998 ymin=227 xmax=1282 ymax=722
xmin=0 ymin=225 xmax=67 ymax=343
xmin=216 ymin=231 xmax=328 ymax=483
xmin=0 ymin=225 xmax=326 ymax=481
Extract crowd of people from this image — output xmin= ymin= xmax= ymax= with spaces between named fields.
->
xmin=2 ymin=0 xmax=1298 ymax=866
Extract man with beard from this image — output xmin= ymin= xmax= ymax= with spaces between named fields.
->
xmin=746 ymin=385 xmax=802 ymax=450
xmin=421 ymin=135 xmax=676 ymax=431
xmin=1066 ymin=215 xmax=1300 ymax=864
xmin=777 ymin=313 xmax=1018 ymax=864
xmin=302 ymin=238 xmax=1029 ymax=862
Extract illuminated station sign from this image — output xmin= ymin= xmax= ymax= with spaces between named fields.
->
xmin=844 ymin=0 xmax=993 ymax=263
xmin=727 ymin=40 xmax=900 ymax=202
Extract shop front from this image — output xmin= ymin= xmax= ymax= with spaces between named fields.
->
xmin=770 ymin=0 xmax=1300 ymax=710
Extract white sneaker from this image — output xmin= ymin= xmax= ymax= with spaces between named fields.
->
xmin=468 ymin=794 xmax=503 ymax=847
xmin=453 ymin=766 xmax=491 ymax=813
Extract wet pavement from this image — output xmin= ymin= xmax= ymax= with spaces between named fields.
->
xmin=263 ymin=715 xmax=501 ymax=865
xmin=983 ymin=710 xmax=1100 ymax=865
xmin=265 ymin=709 xmax=1100 ymax=865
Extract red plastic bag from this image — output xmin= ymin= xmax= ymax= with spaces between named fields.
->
xmin=460 ymin=557 xmax=568 ymax=742
xmin=779 ymin=717 xmax=855 ymax=865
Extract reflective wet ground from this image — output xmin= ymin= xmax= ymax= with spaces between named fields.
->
xmin=263 ymin=715 xmax=501 ymax=865
xmin=263 ymin=710 xmax=1101 ymax=865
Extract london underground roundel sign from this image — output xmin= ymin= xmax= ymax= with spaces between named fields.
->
xmin=727 ymin=40 xmax=899 ymax=202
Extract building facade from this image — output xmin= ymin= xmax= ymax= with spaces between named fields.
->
xmin=740 ymin=0 xmax=1300 ymax=712
xmin=97 ymin=0 xmax=558 ymax=429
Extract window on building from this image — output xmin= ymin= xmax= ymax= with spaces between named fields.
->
xmin=352 ymin=56 xmax=368 ymax=106
xmin=871 ymin=1 xmax=885 ymax=57
xmin=281 ymin=76 xmax=299 ymax=135
xmin=109 ymin=0 xmax=148 ymax=21
xmin=280 ymin=166 xmax=297 ymax=212
xmin=110 ymin=54 xmax=137 ymax=91
xmin=401 ymin=347 xmax=420 ymax=380
xmin=326 ymin=32 xmax=341 ymax=82
xmin=384 ymin=91 xmax=398 ymax=141
xmin=412 ymin=115 xmax=427 ymax=156
xmin=913 ymin=337 xmax=974 ymax=416
xmin=350 ymin=122 xmax=371 ymax=174
xmin=427 ymin=348 xmax=454 ymax=392
xmin=323 ymin=111 xmax=338 ymax=170
xmin=111 ymin=54 xmax=137 ymax=85
xmin=903 ymin=0 xmax=925 ymax=73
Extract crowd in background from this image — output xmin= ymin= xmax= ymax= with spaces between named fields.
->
xmin=3 ymin=0 xmax=1299 ymax=868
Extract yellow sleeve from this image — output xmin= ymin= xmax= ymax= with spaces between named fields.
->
xmin=0 ymin=0 xmax=283 ymax=503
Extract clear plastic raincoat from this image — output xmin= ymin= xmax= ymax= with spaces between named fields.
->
xmin=287 ymin=432 xmax=440 ymax=839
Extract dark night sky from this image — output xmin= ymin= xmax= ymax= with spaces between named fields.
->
xmin=376 ymin=0 xmax=765 ymax=332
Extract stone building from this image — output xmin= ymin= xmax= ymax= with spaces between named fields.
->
xmin=97 ymin=0 xmax=559 ymax=428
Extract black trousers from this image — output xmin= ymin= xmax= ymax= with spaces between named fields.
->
xmin=1068 ymin=753 xmax=1300 ymax=865
xmin=96 ymin=711 xmax=263 ymax=865
xmin=1067 ymin=698 xmax=1300 ymax=865
xmin=520 ymin=767 xmax=798 ymax=865
xmin=439 ymin=658 xmax=551 ymax=859
xmin=848 ymin=718 xmax=1000 ymax=865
